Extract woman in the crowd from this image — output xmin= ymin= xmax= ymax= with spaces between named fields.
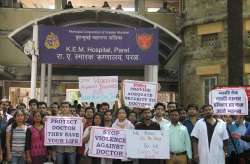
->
xmin=6 ymin=109 xmax=28 ymax=164
xmin=25 ymin=111 xmax=50 ymax=164
xmin=112 ymin=108 xmax=134 ymax=164
xmin=83 ymin=112 xmax=103 ymax=164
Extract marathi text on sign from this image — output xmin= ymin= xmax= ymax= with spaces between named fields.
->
xmin=209 ymin=88 xmax=248 ymax=115
xmin=39 ymin=26 xmax=159 ymax=65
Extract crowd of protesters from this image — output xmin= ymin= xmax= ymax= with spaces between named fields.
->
xmin=0 ymin=98 xmax=250 ymax=164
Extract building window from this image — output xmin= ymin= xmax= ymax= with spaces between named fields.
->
xmin=201 ymin=33 xmax=219 ymax=47
xmin=203 ymin=76 xmax=217 ymax=105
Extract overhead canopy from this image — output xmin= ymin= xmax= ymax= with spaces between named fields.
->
xmin=8 ymin=8 xmax=181 ymax=67
xmin=7 ymin=8 xmax=181 ymax=90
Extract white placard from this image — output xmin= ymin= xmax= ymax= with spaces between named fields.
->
xmin=123 ymin=80 xmax=158 ymax=108
xmin=88 ymin=127 xmax=127 ymax=159
xmin=209 ymin=88 xmax=248 ymax=115
xmin=126 ymin=130 xmax=169 ymax=159
xmin=79 ymin=76 xmax=118 ymax=106
xmin=44 ymin=116 xmax=83 ymax=146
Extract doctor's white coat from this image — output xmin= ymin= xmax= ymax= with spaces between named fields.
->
xmin=191 ymin=118 xmax=229 ymax=164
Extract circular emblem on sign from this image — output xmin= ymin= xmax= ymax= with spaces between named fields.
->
xmin=44 ymin=32 xmax=60 ymax=50
xmin=136 ymin=33 xmax=153 ymax=50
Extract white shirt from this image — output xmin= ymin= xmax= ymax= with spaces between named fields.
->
xmin=152 ymin=116 xmax=170 ymax=129
xmin=191 ymin=118 xmax=229 ymax=164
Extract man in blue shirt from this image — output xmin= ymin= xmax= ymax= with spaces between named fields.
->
xmin=183 ymin=104 xmax=199 ymax=135
xmin=228 ymin=116 xmax=250 ymax=154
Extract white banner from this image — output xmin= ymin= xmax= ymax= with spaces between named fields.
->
xmin=79 ymin=76 xmax=118 ymax=106
xmin=44 ymin=116 xmax=83 ymax=146
xmin=88 ymin=127 xmax=127 ymax=159
xmin=209 ymin=88 xmax=248 ymax=115
xmin=123 ymin=80 xmax=158 ymax=108
xmin=126 ymin=130 xmax=169 ymax=159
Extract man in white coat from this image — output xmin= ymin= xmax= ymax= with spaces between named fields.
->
xmin=191 ymin=105 xmax=229 ymax=164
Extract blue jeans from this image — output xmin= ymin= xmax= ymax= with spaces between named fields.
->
xmin=56 ymin=152 xmax=76 ymax=164
xmin=11 ymin=156 xmax=26 ymax=164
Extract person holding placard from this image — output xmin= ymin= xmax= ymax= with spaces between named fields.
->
xmin=166 ymin=109 xmax=192 ymax=164
xmin=83 ymin=112 xmax=104 ymax=164
xmin=191 ymin=105 xmax=229 ymax=164
xmin=112 ymin=108 xmax=134 ymax=164
xmin=135 ymin=108 xmax=161 ymax=164
xmin=101 ymin=110 xmax=113 ymax=164
xmin=55 ymin=101 xmax=77 ymax=164
xmin=81 ymin=107 xmax=94 ymax=164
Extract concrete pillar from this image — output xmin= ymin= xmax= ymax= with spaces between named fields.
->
xmin=55 ymin=0 xmax=67 ymax=9
xmin=47 ymin=64 xmax=52 ymax=106
xmin=138 ymin=0 xmax=145 ymax=16
xmin=144 ymin=65 xmax=158 ymax=82
xmin=135 ymin=0 xmax=139 ymax=12
xmin=40 ymin=64 xmax=46 ymax=101
xmin=30 ymin=23 xmax=38 ymax=99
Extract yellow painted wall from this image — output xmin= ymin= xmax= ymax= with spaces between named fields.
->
xmin=244 ymin=64 xmax=250 ymax=74
xmin=196 ymin=65 xmax=221 ymax=75
xmin=245 ymin=20 xmax=250 ymax=31
xmin=197 ymin=22 xmax=224 ymax=35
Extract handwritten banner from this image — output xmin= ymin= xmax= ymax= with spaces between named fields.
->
xmin=88 ymin=127 xmax=127 ymax=159
xmin=126 ymin=130 xmax=169 ymax=159
xmin=217 ymin=86 xmax=250 ymax=101
xmin=79 ymin=76 xmax=118 ymax=105
xmin=39 ymin=25 xmax=159 ymax=65
xmin=44 ymin=116 xmax=83 ymax=146
xmin=123 ymin=80 xmax=158 ymax=108
xmin=209 ymin=88 xmax=248 ymax=115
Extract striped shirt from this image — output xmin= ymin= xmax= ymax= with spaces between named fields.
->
xmin=7 ymin=124 xmax=27 ymax=156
